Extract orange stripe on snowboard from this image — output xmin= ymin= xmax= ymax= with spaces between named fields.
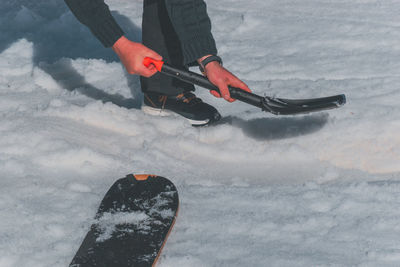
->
xmin=134 ymin=174 xmax=157 ymax=181
xmin=153 ymin=205 xmax=179 ymax=267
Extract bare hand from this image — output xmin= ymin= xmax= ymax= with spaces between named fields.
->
xmin=112 ymin=36 xmax=162 ymax=77
xmin=203 ymin=61 xmax=251 ymax=102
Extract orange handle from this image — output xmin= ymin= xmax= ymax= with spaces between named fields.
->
xmin=143 ymin=57 xmax=164 ymax=72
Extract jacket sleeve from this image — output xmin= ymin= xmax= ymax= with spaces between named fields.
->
xmin=64 ymin=0 xmax=124 ymax=47
xmin=165 ymin=0 xmax=218 ymax=65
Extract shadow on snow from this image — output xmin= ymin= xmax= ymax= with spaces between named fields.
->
xmin=0 ymin=0 xmax=143 ymax=109
xmin=219 ymin=113 xmax=329 ymax=140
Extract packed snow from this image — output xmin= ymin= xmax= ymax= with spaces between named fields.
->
xmin=1 ymin=0 xmax=400 ymax=266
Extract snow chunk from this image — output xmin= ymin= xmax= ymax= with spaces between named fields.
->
xmin=95 ymin=211 xmax=149 ymax=242
xmin=0 ymin=39 xmax=33 ymax=77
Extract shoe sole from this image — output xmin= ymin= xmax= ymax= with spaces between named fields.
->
xmin=141 ymin=106 xmax=210 ymax=126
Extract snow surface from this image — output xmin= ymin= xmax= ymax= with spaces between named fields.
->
xmin=1 ymin=0 xmax=400 ymax=266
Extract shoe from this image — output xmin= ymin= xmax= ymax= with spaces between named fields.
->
xmin=142 ymin=92 xmax=221 ymax=126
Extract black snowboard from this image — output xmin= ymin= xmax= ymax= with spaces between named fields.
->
xmin=70 ymin=174 xmax=179 ymax=267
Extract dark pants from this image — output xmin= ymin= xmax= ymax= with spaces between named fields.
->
xmin=141 ymin=0 xmax=195 ymax=96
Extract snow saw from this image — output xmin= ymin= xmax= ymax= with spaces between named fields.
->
xmin=143 ymin=57 xmax=346 ymax=115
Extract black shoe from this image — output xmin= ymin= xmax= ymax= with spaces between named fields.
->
xmin=142 ymin=92 xmax=221 ymax=126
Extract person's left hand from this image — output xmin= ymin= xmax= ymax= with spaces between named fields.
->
xmin=203 ymin=61 xmax=251 ymax=102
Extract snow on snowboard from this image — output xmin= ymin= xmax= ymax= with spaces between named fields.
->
xmin=70 ymin=174 xmax=179 ymax=267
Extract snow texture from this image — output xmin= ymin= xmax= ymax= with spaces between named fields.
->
xmin=94 ymin=188 xmax=176 ymax=242
xmin=1 ymin=0 xmax=400 ymax=266
xmin=95 ymin=211 xmax=150 ymax=242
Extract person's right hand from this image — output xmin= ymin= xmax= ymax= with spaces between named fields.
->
xmin=112 ymin=36 xmax=162 ymax=77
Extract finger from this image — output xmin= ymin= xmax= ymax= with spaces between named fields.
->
xmin=142 ymin=58 xmax=159 ymax=75
xmin=147 ymin=65 xmax=156 ymax=72
xmin=140 ymin=67 xmax=158 ymax=77
xmin=218 ymin=83 xmax=231 ymax=101
xmin=210 ymin=90 xmax=221 ymax=98
xmin=142 ymin=61 xmax=156 ymax=71
xmin=229 ymin=78 xmax=251 ymax=93
xmin=146 ymin=49 xmax=163 ymax=61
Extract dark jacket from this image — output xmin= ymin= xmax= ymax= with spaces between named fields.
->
xmin=64 ymin=0 xmax=217 ymax=65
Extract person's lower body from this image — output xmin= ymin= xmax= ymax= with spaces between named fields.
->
xmin=140 ymin=0 xmax=221 ymax=126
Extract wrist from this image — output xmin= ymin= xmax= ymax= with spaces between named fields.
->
xmin=112 ymin=36 xmax=130 ymax=54
xmin=198 ymin=55 xmax=223 ymax=73
xmin=204 ymin=61 xmax=221 ymax=72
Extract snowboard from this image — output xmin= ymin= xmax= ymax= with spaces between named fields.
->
xmin=70 ymin=174 xmax=179 ymax=267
